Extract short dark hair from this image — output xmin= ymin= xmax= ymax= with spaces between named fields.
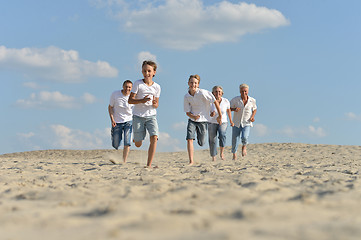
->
xmin=123 ymin=80 xmax=133 ymax=86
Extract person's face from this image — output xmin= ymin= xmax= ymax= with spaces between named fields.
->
xmin=213 ymin=87 xmax=223 ymax=99
xmin=240 ymin=87 xmax=248 ymax=98
xmin=142 ymin=64 xmax=156 ymax=80
xmin=188 ymin=78 xmax=199 ymax=91
xmin=123 ymin=83 xmax=132 ymax=94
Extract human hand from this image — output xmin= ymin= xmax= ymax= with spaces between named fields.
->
xmin=235 ymin=107 xmax=241 ymax=112
xmin=142 ymin=95 xmax=152 ymax=103
xmin=194 ymin=115 xmax=200 ymax=121
xmin=216 ymin=116 xmax=222 ymax=125
xmin=230 ymin=121 xmax=234 ymax=127
xmin=210 ymin=111 xmax=215 ymax=117
xmin=249 ymin=117 xmax=255 ymax=122
xmin=112 ymin=121 xmax=117 ymax=128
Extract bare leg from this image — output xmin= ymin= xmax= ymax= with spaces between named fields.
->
xmin=212 ymin=156 xmax=216 ymax=161
xmin=220 ymin=147 xmax=225 ymax=160
xmin=242 ymin=145 xmax=247 ymax=157
xmin=147 ymin=135 xmax=157 ymax=167
xmin=123 ymin=145 xmax=130 ymax=163
xmin=187 ymin=139 xmax=194 ymax=165
xmin=232 ymin=153 xmax=237 ymax=160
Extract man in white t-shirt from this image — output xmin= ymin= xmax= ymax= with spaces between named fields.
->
xmin=230 ymin=83 xmax=257 ymax=160
xmin=128 ymin=61 xmax=161 ymax=168
xmin=108 ymin=80 xmax=133 ymax=163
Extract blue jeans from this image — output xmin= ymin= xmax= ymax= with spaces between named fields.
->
xmin=208 ymin=123 xmax=227 ymax=157
xmin=186 ymin=119 xmax=208 ymax=146
xmin=111 ymin=121 xmax=132 ymax=150
xmin=232 ymin=125 xmax=251 ymax=153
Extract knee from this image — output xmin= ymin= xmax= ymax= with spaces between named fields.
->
xmin=134 ymin=141 xmax=142 ymax=148
xmin=150 ymin=135 xmax=158 ymax=143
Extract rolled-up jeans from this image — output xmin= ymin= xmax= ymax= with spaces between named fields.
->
xmin=208 ymin=122 xmax=227 ymax=157
xmin=232 ymin=125 xmax=251 ymax=153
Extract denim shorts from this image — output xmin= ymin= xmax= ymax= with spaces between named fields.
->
xmin=186 ymin=119 xmax=208 ymax=146
xmin=111 ymin=121 xmax=132 ymax=149
xmin=132 ymin=115 xmax=159 ymax=142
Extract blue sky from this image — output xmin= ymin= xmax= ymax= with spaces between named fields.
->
xmin=1 ymin=0 xmax=360 ymax=154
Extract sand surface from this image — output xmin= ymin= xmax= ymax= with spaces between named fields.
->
xmin=1 ymin=143 xmax=361 ymax=240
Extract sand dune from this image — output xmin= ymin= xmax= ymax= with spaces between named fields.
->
xmin=1 ymin=143 xmax=361 ymax=240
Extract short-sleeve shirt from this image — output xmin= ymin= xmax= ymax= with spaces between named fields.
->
xmin=209 ymin=97 xmax=230 ymax=124
xmin=131 ymin=79 xmax=161 ymax=117
xmin=109 ymin=90 xmax=133 ymax=123
xmin=184 ymin=88 xmax=216 ymax=122
xmin=230 ymin=96 xmax=257 ymax=128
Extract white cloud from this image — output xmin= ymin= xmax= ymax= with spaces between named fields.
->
xmin=280 ymin=125 xmax=326 ymax=138
xmin=22 ymin=81 xmax=44 ymax=89
xmin=0 ymin=45 xmax=118 ymax=82
xmin=313 ymin=117 xmax=320 ymax=123
xmin=103 ymin=0 xmax=290 ymax=50
xmin=17 ymin=132 xmax=35 ymax=139
xmin=137 ymin=51 xmax=158 ymax=67
xmin=158 ymin=131 xmax=183 ymax=151
xmin=82 ymin=93 xmax=98 ymax=104
xmin=253 ymin=123 xmax=268 ymax=137
xmin=346 ymin=112 xmax=361 ymax=121
xmin=135 ymin=130 xmax=183 ymax=152
xmin=49 ymin=125 xmax=109 ymax=149
xmin=17 ymin=124 xmax=183 ymax=152
xmin=172 ymin=121 xmax=187 ymax=131
xmin=307 ymin=125 xmax=326 ymax=138
xmin=16 ymin=125 xmax=110 ymax=150
xmin=15 ymin=91 xmax=98 ymax=109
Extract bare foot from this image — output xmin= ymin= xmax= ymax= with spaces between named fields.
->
xmin=232 ymin=153 xmax=237 ymax=160
xmin=242 ymin=146 xmax=247 ymax=157
xmin=220 ymin=153 xmax=224 ymax=160
xmin=188 ymin=161 xmax=194 ymax=166
xmin=144 ymin=165 xmax=158 ymax=169
xmin=212 ymin=156 xmax=216 ymax=162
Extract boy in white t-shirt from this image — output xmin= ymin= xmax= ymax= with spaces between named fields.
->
xmin=184 ymin=74 xmax=222 ymax=165
xmin=108 ymin=80 xmax=133 ymax=163
xmin=128 ymin=60 xmax=161 ymax=168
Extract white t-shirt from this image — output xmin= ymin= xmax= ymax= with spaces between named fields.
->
xmin=184 ymin=88 xmax=216 ymax=122
xmin=131 ymin=79 xmax=161 ymax=117
xmin=109 ymin=90 xmax=133 ymax=123
xmin=230 ymin=96 xmax=257 ymax=128
xmin=209 ymin=97 xmax=230 ymax=124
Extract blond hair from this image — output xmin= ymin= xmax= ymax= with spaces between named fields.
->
xmin=239 ymin=83 xmax=249 ymax=89
xmin=212 ymin=85 xmax=223 ymax=94
xmin=189 ymin=74 xmax=200 ymax=83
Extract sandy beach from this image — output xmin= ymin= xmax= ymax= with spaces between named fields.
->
xmin=1 ymin=143 xmax=361 ymax=240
